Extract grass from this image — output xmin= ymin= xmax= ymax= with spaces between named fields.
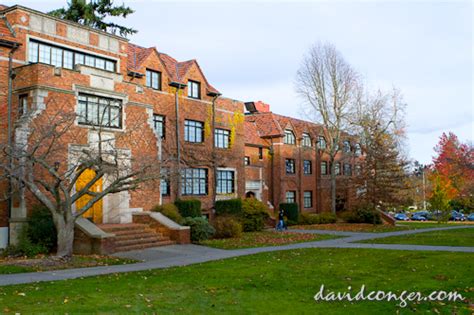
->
xmin=0 ymin=248 xmax=472 ymax=314
xmin=290 ymin=222 xmax=470 ymax=233
xmin=199 ymin=231 xmax=340 ymax=249
xmin=0 ymin=255 xmax=137 ymax=275
xmin=361 ymin=227 xmax=474 ymax=247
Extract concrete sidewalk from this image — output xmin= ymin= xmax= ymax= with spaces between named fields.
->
xmin=0 ymin=225 xmax=472 ymax=286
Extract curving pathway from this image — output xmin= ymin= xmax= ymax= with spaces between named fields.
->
xmin=0 ymin=225 xmax=472 ymax=286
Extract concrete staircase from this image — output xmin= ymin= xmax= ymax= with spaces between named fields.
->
xmin=97 ymin=223 xmax=175 ymax=252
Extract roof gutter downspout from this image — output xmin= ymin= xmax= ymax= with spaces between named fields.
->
xmin=170 ymin=82 xmax=186 ymax=198
xmin=208 ymin=92 xmax=221 ymax=210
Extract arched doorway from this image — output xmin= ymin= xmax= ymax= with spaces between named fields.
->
xmin=76 ymin=168 xmax=103 ymax=223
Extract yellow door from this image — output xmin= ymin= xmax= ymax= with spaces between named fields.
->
xmin=76 ymin=168 xmax=103 ymax=223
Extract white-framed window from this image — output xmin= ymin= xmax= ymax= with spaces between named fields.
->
xmin=217 ymin=170 xmax=235 ymax=194
xmin=286 ymin=159 xmax=296 ymax=174
xmin=160 ymin=168 xmax=170 ymax=196
xmin=215 ymin=128 xmax=230 ymax=148
xmin=302 ymin=133 xmax=312 ymax=147
xmin=355 ymin=143 xmax=362 ymax=156
xmin=304 ymin=191 xmax=312 ymax=208
xmin=318 ymin=136 xmax=326 ymax=149
xmin=188 ymin=80 xmax=200 ymax=99
xmin=344 ymin=163 xmax=352 ymax=176
xmin=184 ymin=120 xmax=204 ymax=143
xmin=334 ymin=162 xmax=341 ymax=176
xmin=321 ymin=161 xmax=328 ymax=175
xmin=355 ymin=164 xmax=362 ymax=176
xmin=19 ymin=94 xmax=28 ymax=116
xmin=28 ymin=39 xmax=116 ymax=72
xmin=284 ymin=129 xmax=296 ymax=145
xmin=244 ymin=156 xmax=250 ymax=165
xmin=343 ymin=140 xmax=351 ymax=153
xmin=303 ymin=160 xmax=312 ymax=175
xmin=77 ymin=93 xmax=122 ymax=128
xmin=182 ymin=168 xmax=207 ymax=195
xmin=146 ymin=69 xmax=161 ymax=90
xmin=153 ymin=114 xmax=165 ymax=139
xmin=286 ymin=191 xmax=296 ymax=203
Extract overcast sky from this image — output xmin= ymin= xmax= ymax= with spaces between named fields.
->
xmin=6 ymin=0 xmax=473 ymax=164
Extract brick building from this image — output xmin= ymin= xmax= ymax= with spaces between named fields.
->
xmin=0 ymin=5 xmax=245 ymax=248
xmin=244 ymin=101 xmax=361 ymax=213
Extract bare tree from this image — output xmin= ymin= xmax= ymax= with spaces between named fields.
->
xmin=1 ymin=98 xmax=162 ymax=259
xmin=351 ymin=87 xmax=408 ymax=211
xmin=296 ymin=42 xmax=359 ymax=213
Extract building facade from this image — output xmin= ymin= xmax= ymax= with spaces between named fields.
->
xmin=244 ymin=102 xmax=361 ymax=213
xmin=0 ymin=5 xmax=245 ymax=247
xmin=0 ymin=4 xmax=363 ymax=250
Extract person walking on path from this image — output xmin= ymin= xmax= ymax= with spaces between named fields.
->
xmin=276 ymin=209 xmax=287 ymax=231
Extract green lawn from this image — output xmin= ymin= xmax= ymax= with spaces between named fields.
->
xmin=200 ymin=231 xmax=340 ymax=249
xmin=361 ymin=228 xmax=474 ymax=247
xmin=290 ymin=222 xmax=470 ymax=233
xmin=0 ymin=255 xmax=137 ymax=274
xmin=0 ymin=248 xmax=472 ymax=314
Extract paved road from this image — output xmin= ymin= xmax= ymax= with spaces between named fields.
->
xmin=0 ymin=225 xmax=472 ymax=286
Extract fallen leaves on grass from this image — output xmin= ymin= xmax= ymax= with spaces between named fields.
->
xmin=200 ymin=231 xmax=334 ymax=249
xmin=291 ymin=223 xmax=408 ymax=233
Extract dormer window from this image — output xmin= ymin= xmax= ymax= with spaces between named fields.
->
xmin=146 ymin=69 xmax=161 ymax=90
xmin=188 ymin=80 xmax=201 ymax=99
xmin=318 ymin=136 xmax=326 ymax=149
xmin=284 ymin=129 xmax=296 ymax=145
xmin=302 ymin=133 xmax=312 ymax=147
xmin=343 ymin=140 xmax=351 ymax=153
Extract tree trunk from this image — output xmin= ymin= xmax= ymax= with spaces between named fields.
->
xmin=330 ymin=158 xmax=336 ymax=214
xmin=53 ymin=212 xmax=75 ymax=259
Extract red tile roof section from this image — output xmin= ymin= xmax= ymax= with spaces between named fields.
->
xmin=127 ymin=43 xmax=219 ymax=94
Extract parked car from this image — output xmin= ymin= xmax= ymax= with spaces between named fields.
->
xmin=413 ymin=211 xmax=431 ymax=220
xmin=450 ymin=210 xmax=466 ymax=221
xmin=411 ymin=214 xmax=427 ymax=221
xmin=467 ymin=213 xmax=474 ymax=221
xmin=394 ymin=213 xmax=409 ymax=221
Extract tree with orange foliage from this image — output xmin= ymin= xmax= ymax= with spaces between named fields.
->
xmin=430 ymin=132 xmax=474 ymax=213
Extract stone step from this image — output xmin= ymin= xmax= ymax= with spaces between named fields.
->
xmin=114 ymin=235 xmax=165 ymax=247
xmin=105 ymin=228 xmax=158 ymax=237
xmin=113 ymin=231 xmax=164 ymax=241
xmin=115 ymin=240 xmax=175 ymax=252
xmin=97 ymin=223 xmax=148 ymax=232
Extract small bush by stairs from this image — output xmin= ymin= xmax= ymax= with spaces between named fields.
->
xmin=97 ymin=223 xmax=175 ymax=252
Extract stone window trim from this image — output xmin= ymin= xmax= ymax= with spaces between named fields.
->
xmin=73 ymin=87 xmax=128 ymax=132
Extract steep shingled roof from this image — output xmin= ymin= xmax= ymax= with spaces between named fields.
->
xmin=127 ymin=43 xmax=219 ymax=94
xmin=245 ymin=110 xmax=326 ymax=146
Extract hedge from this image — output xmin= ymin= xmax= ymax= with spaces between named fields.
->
xmin=174 ymin=199 xmax=201 ymax=218
xmin=279 ymin=203 xmax=299 ymax=224
xmin=215 ymin=198 xmax=243 ymax=216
